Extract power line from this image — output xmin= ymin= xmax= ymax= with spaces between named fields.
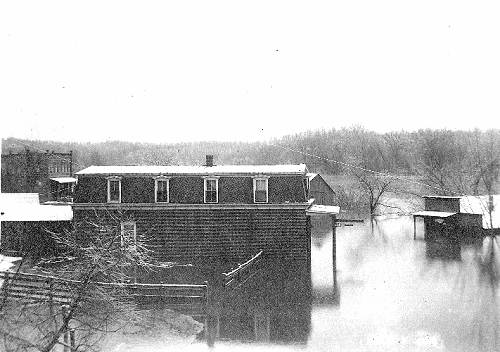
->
xmin=267 ymin=142 xmax=458 ymax=195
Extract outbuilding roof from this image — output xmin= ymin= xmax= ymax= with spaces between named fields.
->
xmin=50 ymin=177 xmax=77 ymax=183
xmin=306 ymin=204 xmax=340 ymax=215
xmin=76 ymin=164 xmax=308 ymax=176
xmin=413 ymin=211 xmax=457 ymax=218
xmin=0 ymin=193 xmax=72 ymax=222
xmin=418 ymin=194 xmax=500 ymax=229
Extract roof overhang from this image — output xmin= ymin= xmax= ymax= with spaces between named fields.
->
xmin=306 ymin=204 xmax=340 ymax=216
xmin=50 ymin=177 xmax=77 ymax=183
xmin=0 ymin=204 xmax=73 ymax=222
xmin=413 ymin=211 xmax=456 ymax=218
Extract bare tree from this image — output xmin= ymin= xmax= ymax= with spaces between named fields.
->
xmin=0 ymin=213 xmax=176 ymax=352
xmin=354 ymin=172 xmax=394 ymax=217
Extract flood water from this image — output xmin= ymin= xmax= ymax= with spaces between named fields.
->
xmin=115 ymin=215 xmax=500 ymax=352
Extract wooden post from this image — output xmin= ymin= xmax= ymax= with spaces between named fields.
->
xmin=204 ymin=280 xmax=218 ymax=348
xmin=331 ymin=215 xmax=337 ymax=295
xmin=62 ymin=305 xmax=70 ymax=352
xmin=413 ymin=216 xmax=417 ymax=240
xmin=70 ymin=329 xmax=76 ymax=352
xmin=63 ymin=331 xmax=70 ymax=352
xmin=254 ymin=309 xmax=270 ymax=342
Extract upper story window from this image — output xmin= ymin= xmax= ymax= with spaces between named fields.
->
xmin=107 ymin=176 xmax=122 ymax=203
xmin=253 ymin=177 xmax=269 ymax=203
xmin=204 ymin=177 xmax=219 ymax=203
xmin=154 ymin=177 xmax=169 ymax=203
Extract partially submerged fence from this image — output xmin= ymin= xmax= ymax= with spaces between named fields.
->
xmin=0 ymin=271 xmax=207 ymax=314
xmin=222 ymin=250 xmax=263 ymax=290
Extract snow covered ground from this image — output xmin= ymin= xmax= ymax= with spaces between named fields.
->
xmin=0 ymin=254 xmax=22 ymax=285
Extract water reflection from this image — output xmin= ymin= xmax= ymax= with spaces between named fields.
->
xmin=129 ymin=215 xmax=500 ymax=351
xmin=204 ymin=260 xmax=313 ymax=346
xmin=425 ymin=238 xmax=462 ymax=261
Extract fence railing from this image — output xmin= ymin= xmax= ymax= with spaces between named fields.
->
xmin=0 ymin=271 xmax=207 ymax=314
xmin=222 ymin=250 xmax=263 ymax=290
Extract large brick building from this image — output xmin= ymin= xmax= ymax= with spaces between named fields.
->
xmin=72 ymin=157 xmax=325 ymax=271
xmin=1 ymin=149 xmax=75 ymax=203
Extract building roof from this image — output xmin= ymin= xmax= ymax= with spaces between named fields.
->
xmin=422 ymin=195 xmax=463 ymax=199
xmin=306 ymin=204 xmax=340 ymax=215
xmin=0 ymin=193 xmax=72 ymax=222
xmin=460 ymin=195 xmax=500 ymax=229
xmin=413 ymin=211 xmax=457 ymax=218
xmin=0 ymin=193 xmax=40 ymax=205
xmin=76 ymin=164 xmax=308 ymax=176
xmin=306 ymin=173 xmax=318 ymax=180
xmin=50 ymin=177 xmax=77 ymax=183
xmin=420 ymin=194 xmax=500 ymax=229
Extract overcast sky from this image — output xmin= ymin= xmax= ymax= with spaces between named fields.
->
xmin=1 ymin=1 xmax=499 ymax=143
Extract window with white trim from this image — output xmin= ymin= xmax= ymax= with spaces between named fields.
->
xmin=107 ymin=176 xmax=121 ymax=203
xmin=155 ymin=177 xmax=169 ymax=203
xmin=120 ymin=221 xmax=137 ymax=250
xmin=253 ymin=177 xmax=269 ymax=203
xmin=204 ymin=178 xmax=218 ymax=203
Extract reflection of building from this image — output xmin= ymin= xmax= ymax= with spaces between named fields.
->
xmin=1 ymin=149 xmax=76 ymax=202
xmin=203 ymin=259 xmax=312 ymax=346
xmin=413 ymin=195 xmax=500 ymax=240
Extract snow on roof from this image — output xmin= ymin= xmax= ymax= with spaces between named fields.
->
xmin=306 ymin=204 xmax=340 ymax=215
xmin=423 ymin=195 xmax=463 ymax=199
xmin=50 ymin=177 xmax=77 ymax=183
xmin=0 ymin=193 xmax=72 ymax=222
xmin=460 ymin=195 xmax=500 ymax=229
xmin=419 ymin=194 xmax=500 ymax=229
xmin=307 ymin=173 xmax=318 ymax=180
xmin=0 ymin=193 xmax=40 ymax=206
xmin=413 ymin=211 xmax=457 ymax=218
xmin=76 ymin=164 xmax=308 ymax=176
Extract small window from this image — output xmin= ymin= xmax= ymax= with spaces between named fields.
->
xmin=107 ymin=177 xmax=121 ymax=203
xmin=204 ymin=178 xmax=218 ymax=203
xmin=120 ymin=221 xmax=137 ymax=250
xmin=253 ymin=177 xmax=269 ymax=203
xmin=155 ymin=178 xmax=169 ymax=203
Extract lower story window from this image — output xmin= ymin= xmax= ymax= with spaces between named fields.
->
xmin=120 ymin=221 xmax=137 ymax=250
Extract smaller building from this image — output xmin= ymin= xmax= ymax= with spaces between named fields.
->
xmin=306 ymin=173 xmax=336 ymax=230
xmin=0 ymin=193 xmax=73 ymax=258
xmin=413 ymin=195 xmax=500 ymax=240
xmin=306 ymin=173 xmax=336 ymax=206
xmin=1 ymin=149 xmax=76 ymax=203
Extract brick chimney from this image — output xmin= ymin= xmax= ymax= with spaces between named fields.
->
xmin=205 ymin=155 xmax=214 ymax=167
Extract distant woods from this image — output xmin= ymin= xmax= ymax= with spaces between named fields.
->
xmin=3 ymin=127 xmax=500 ymax=196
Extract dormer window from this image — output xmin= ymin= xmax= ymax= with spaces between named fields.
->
xmin=204 ymin=177 xmax=219 ymax=203
xmin=253 ymin=177 xmax=269 ymax=203
xmin=107 ymin=176 xmax=121 ymax=203
xmin=154 ymin=176 xmax=170 ymax=203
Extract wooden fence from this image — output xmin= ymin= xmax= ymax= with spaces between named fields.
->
xmin=0 ymin=271 xmax=207 ymax=315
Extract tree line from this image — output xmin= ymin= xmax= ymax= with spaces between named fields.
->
xmin=3 ymin=127 xmax=499 ymax=195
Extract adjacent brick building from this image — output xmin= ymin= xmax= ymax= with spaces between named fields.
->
xmin=1 ymin=149 xmax=75 ymax=202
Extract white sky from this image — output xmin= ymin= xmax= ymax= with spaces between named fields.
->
xmin=1 ymin=1 xmax=500 ymax=143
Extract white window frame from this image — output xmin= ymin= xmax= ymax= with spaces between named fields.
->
xmin=107 ymin=176 xmax=122 ymax=203
xmin=120 ymin=220 xmax=137 ymax=250
xmin=154 ymin=176 xmax=170 ymax=203
xmin=203 ymin=177 xmax=219 ymax=203
xmin=253 ymin=176 xmax=269 ymax=203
